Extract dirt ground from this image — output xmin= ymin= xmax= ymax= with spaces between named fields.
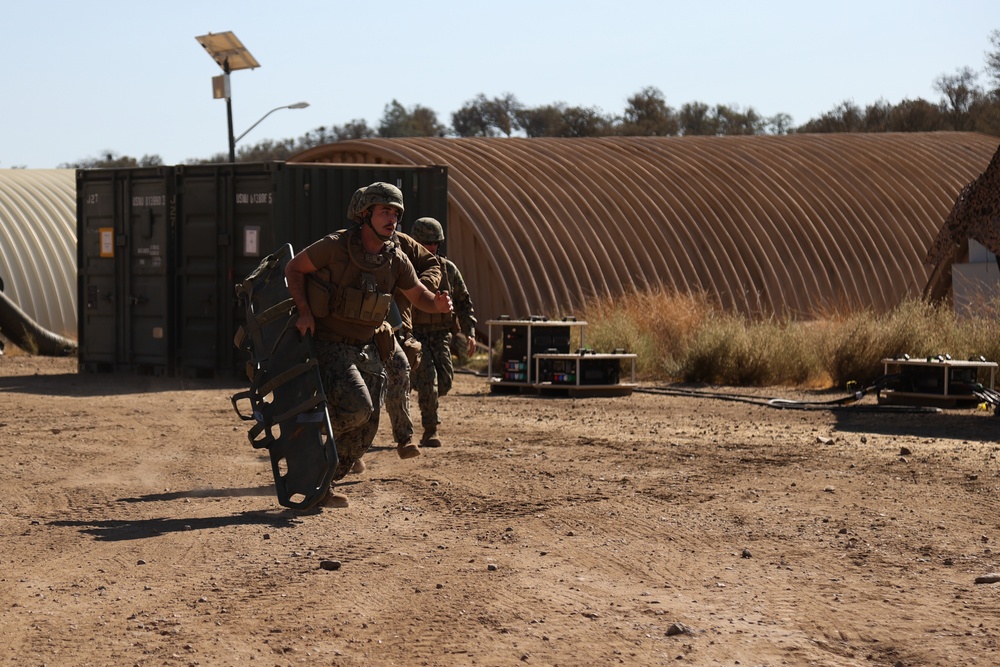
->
xmin=2 ymin=352 xmax=1000 ymax=667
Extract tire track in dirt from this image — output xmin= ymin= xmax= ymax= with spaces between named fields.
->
xmin=6 ymin=356 xmax=1000 ymax=665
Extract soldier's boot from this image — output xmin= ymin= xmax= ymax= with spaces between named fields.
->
xmin=421 ymin=427 xmax=442 ymax=448
xmin=321 ymin=488 xmax=349 ymax=508
xmin=396 ymin=437 xmax=421 ymax=460
xmin=350 ymin=458 xmax=366 ymax=474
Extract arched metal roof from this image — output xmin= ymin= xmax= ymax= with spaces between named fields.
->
xmin=0 ymin=169 xmax=77 ymax=336
xmin=291 ymin=133 xmax=999 ymax=324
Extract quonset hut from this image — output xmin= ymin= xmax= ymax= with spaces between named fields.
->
xmin=291 ymin=133 xmax=999 ymax=325
xmin=0 ymin=169 xmax=77 ymax=337
xmin=3 ymin=134 xmax=998 ymax=356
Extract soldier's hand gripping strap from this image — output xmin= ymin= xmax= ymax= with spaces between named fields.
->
xmin=373 ymin=320 xmax=395 ymax=364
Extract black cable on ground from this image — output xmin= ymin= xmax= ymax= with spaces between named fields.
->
xmin=635 ymin=381 xmax=942 ymax=413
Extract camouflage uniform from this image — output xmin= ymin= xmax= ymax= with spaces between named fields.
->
xmin=412 ymin=255 xmax=477 ymax=437
xmin=383 ymin=233 xmax=442 ymax=448
xmin=315 ymin=340 xmax=385 ymax=480
xmin=289 ymin=183 xmax=420 ymax=482
xmin=383 ymin=337 xmax=414 ymax=445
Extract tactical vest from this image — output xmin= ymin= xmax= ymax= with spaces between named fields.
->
xmin=306 ymin=229 xmax=397 ymax=331
xmin=412 ymin=255 xmax=454 ymax=330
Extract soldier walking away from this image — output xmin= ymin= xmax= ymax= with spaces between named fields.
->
xmin=409 ymin=217 xmax=477 ymax=449
xmin=284 ymin=183 xmax=452 ymax=508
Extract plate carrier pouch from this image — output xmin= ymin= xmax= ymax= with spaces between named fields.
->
xmin=306 ymin=231 xmax=396 ymax=330
xmin=231 ymin=243 xmax=338 ymax=510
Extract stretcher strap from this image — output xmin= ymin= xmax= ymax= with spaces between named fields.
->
xmin=230 ymin=359 xmax=327 ymax=449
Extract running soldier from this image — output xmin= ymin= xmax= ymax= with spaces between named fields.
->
xmin=284 ymin=183 xmax=452 ymax=507
xmin=344 ymin=186 xmax=442 ymax=474
xmin=409 ymin=217 xmax=477 ymax=448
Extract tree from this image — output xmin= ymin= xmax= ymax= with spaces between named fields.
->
xmin=986 ymin=28 xmax=1000 ymax=91
xmin=193 ymin=152 xmax=229 ymax=165
xmin=515 ymin=104 xmax=569 ymax=137
xmin=561 ymin=105 xmax=615 ymax=137
xmin=861 ymin=99 xmax=894 ymax=132
xmin=485 ymin=93 xmax=522 ymax=137
xmin=452 ymin=95 xmax=494 ymax=137
xmin=236 ymin=138 xmax=299 ymax=162
xmin=377 ymin=100 xmax=410 ymax=137
xmin=934 ymin=67 xmax=982 ymax=131
xmin=377 ymin=100 xmax=446 ymax=138
xmin=796 ymin=97 xmax=950 ymax=134
xmin=512 ymin=102 xmax=615 ymax=137
xmin=763 ymin=112 xmax=794 ymax=135
xmin=796 ymin=100 xmax=865 ymax=133
xmin=452 ymin=93 xmax=523 ymax=137
xmin=410 ymin=105 xmax=447 ymax=137
xmin=968 ymin=96 xmax=1000 ymax=135
xmin=886 ymin=98 xmax=945 ymax=132
xmin=336 ymin=120 xmax=376 ymax=140
xmin=619 ymin=86 xmax=678 ymax=136
xmin=678 ymin=101 xmax=719 ymax=136
xmin=714 ymin=104 xmax=764 ymax=135
xmin=297 ymin=120 xmax=375 ymax=145
xmin=60 ymin=151 xmax=164 ymax=169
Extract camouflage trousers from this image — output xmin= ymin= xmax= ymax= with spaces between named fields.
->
xmin=411 ymin=329 xmax=453 ymax=430
xmin=315 ymin=340 xmax=385 ymax=481
xmin=383 ymin=336 xmax=414 ymax=446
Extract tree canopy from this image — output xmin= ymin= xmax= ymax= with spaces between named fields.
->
xmin=54 ymin=28 xmax=1000 ymax=167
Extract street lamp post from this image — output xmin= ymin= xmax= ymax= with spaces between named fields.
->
xmin=224 ymin=61 xmax=236 ymax=164
xmin=234 ymin=102 xmax=310 ymax=147
xmin=195 ymin=31 xmax=260 ymax=163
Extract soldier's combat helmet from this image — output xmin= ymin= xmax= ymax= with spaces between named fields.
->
xmin=353 ymin=182 xmax=404 ymax=242
xmin=346 ymin=186 xmax=365 ymax=223
xmin=411 ymin=217 xmax=445 ymax=244
xmin=355 ymin=182 xmax=404 ymax=220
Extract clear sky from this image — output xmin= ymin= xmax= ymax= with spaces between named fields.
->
xmin=2 ymin=0 xmax=997 ymax=169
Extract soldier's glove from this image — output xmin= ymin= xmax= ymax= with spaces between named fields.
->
xmin=373 ymin=321 xmax=395 ymax=364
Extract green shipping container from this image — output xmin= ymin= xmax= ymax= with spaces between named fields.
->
xmin=77 ymin=161 xmax=449 ymax=378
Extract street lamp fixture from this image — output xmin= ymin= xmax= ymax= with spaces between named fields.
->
xmin=195 ymin=31 xmax=260 ymax=163
xmin=234 ymin=102 xmax=310 ymax=145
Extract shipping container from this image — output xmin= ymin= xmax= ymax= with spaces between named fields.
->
xmin=77 ymin=167 xmax=176 ymax=375
xmin=77 ymin=162 xmax=449 ymax=378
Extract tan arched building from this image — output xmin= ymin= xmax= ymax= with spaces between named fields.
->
xmin=292 ymin=133 xmax=999 ymax=327
xmin=0 ymin=169 xmax=77 ymax=336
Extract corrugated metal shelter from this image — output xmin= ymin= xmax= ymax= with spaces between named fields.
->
xmin=0 ymin=169 xmax=77 ymax=337
xmin=291 ymin=133 xmax=999 ymax=326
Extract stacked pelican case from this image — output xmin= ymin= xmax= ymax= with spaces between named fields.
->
xmin=486 ymin=315 xmax=637 ymax=397
xmin=76 ymin=161 xmax=448 ymax=378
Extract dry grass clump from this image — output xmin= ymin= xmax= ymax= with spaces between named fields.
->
xmin=581 ymin=287 xmax=713 ymax=379
xmin=579 ymin=290 xmax=1000 ymax=389
xmin=681 ymin=314 xmax=823 ymax=386
xmin=810 ymin=297 xmax=961 ymax=387
xmin=581 ymin=288 xmax=825 ymax=385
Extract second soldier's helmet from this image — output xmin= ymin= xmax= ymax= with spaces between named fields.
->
xmin=411 ymin=217 xmax=445 ymax=244
xmin=346 ymin=186 xmax=365 ymax=223
xmin=354 ymin=182 xmax=404 ymax=221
